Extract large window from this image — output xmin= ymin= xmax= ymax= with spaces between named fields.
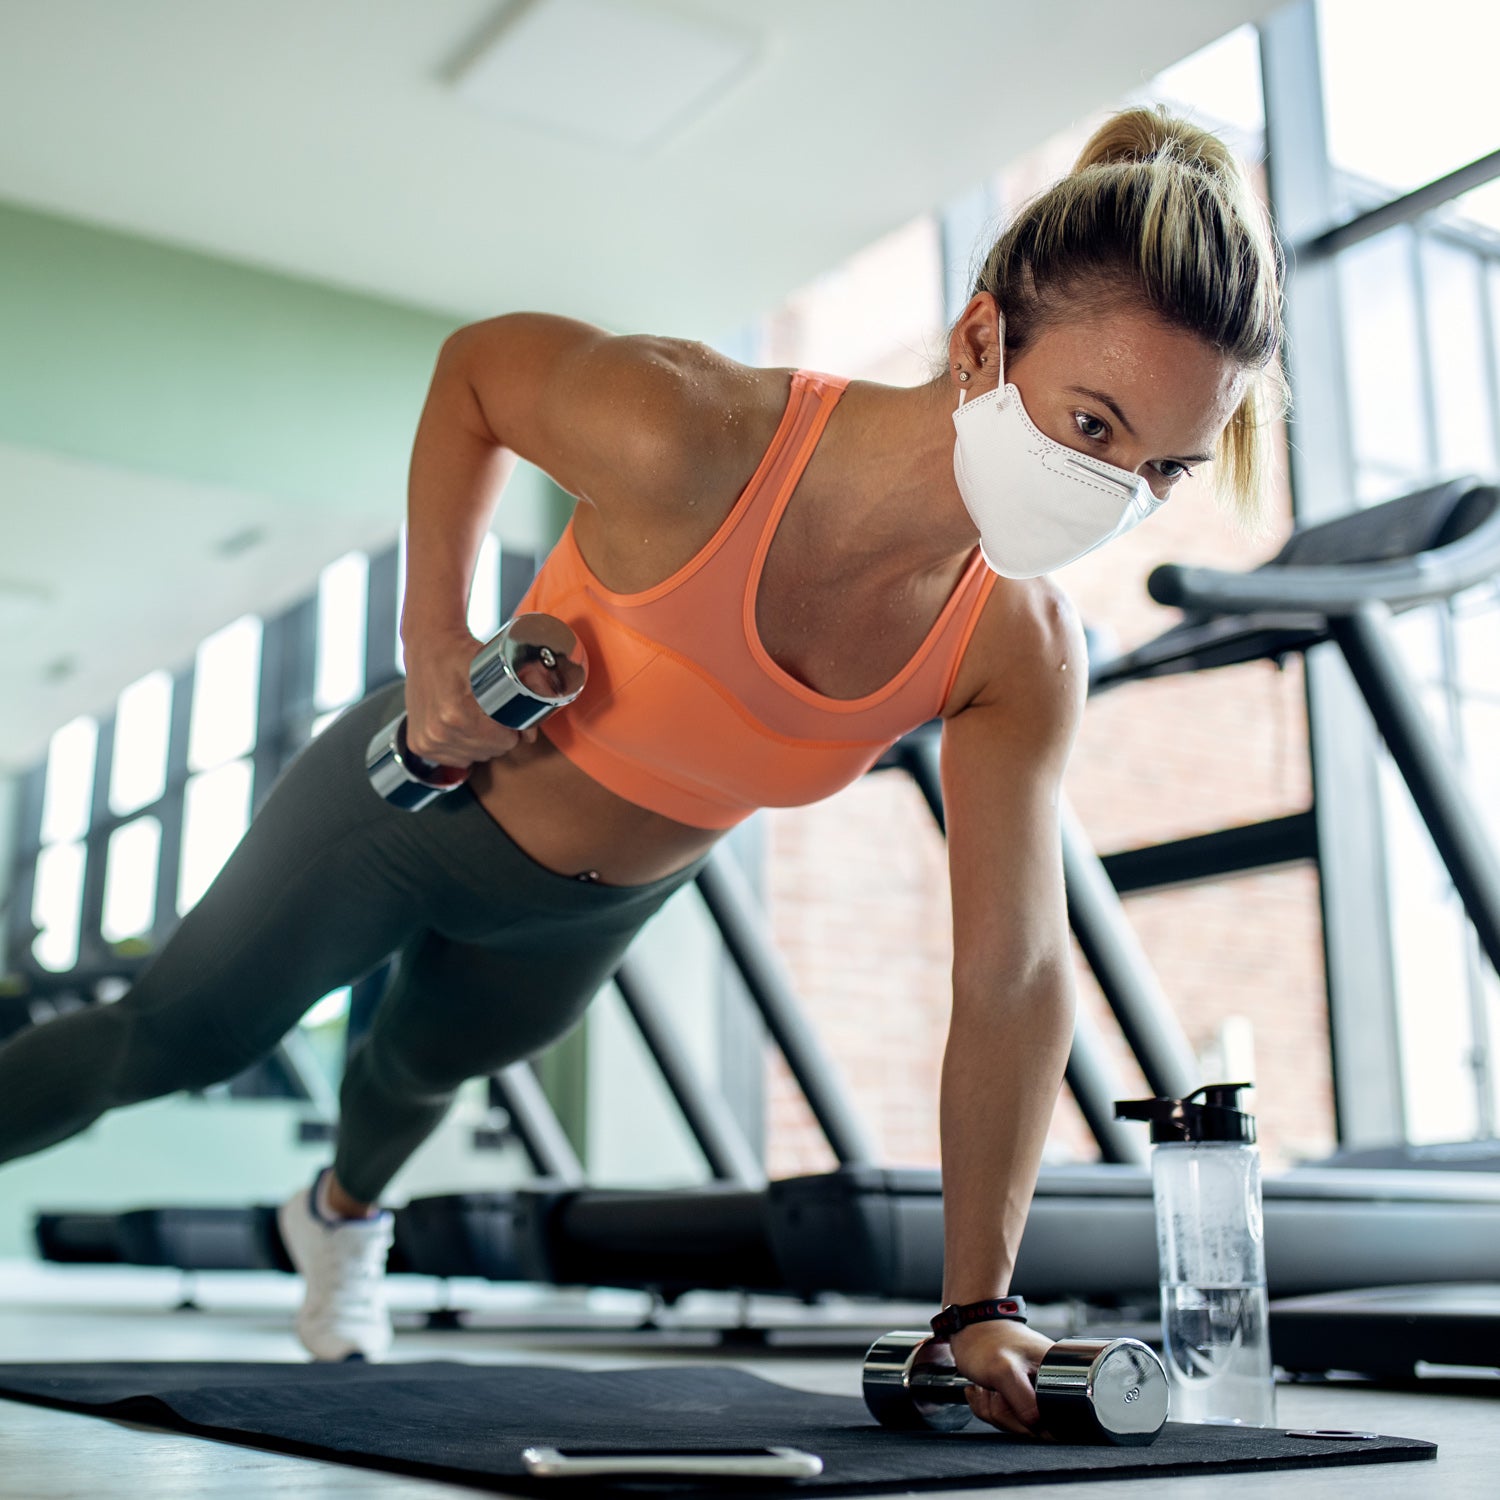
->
xmin=1324 ymin=0 xmax=1500 ymax=1141
xmin=4 ymin=531 xmax=530 ymax=1095
xmin=1266 ymin=0 xmax=1500 ymax=1142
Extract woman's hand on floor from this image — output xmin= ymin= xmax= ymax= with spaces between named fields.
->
xmin=948 ymin=1319 xmax=1058 ymax=1440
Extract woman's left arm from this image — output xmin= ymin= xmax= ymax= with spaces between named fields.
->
xmin=937 ymin=580 xmax=1088 ymax=1437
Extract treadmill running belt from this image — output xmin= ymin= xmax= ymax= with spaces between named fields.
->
xmin=0 ymin=1360 xmax=1435 ymax=1496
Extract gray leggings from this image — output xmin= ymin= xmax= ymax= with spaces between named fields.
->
xmin=0 ymin=678 xmax=710 ymax=1203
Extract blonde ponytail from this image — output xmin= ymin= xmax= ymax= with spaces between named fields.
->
xmin=970 ymin=106 xmax=1288 ymax=529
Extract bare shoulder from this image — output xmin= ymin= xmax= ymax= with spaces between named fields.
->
xmin=943 ymin=574 xmax=1088 ymax=750
xmin=445 ymin=313 xmax=789 ymax=527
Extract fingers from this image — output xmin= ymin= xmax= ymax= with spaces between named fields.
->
xmin=994 ymin=1360 xmax=1043 ymax=1432
xmin=965 ymin=1361 xmax=1051 ymax=1441
xmin=408 ymin=716 xmax=521 ymax=767
xmin=965 ymin=1385 xmax=1030 ymax=1437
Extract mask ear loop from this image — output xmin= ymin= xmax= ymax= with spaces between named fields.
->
xmin=955 ymin=305 xmax=1007 ymax=410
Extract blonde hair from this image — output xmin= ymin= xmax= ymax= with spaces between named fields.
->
xmin=967 ymin=106 xmax=1288 ymax=529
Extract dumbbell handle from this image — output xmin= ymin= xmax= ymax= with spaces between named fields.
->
xmin=366 ymin=612 xmax=587 ymax=812
xmin=906 ymin=1358 xmax=974 ymax=1400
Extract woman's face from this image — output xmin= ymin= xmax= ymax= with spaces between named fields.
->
xmin=970 ymin=298 xmax=1246 ymax=502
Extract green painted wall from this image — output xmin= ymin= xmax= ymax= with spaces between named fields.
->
xmin=0 ymin=198 xmax=570 ymax=535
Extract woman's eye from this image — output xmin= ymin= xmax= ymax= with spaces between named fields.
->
xmin=1155 ymin=460 xmax=1193 ymax=483
xmin=1073 ymin=411 xmax=1108 ymax=441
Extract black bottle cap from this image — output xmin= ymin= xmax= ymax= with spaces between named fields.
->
xmin=1113 ymin=1082 xmax=1257 ymax=1145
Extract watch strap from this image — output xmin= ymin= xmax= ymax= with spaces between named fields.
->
xmin=930 ymin=1296 xmax=1028 ymax=1339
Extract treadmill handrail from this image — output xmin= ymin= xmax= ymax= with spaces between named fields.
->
xmin=1148 ymin=480 xmax=1500 ymax=617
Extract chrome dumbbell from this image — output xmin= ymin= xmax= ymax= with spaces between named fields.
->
xmin=863 ymin=1330 xmax=1169 ymax=1445
xmin=366 ymin=612 xmax=588 ymax=811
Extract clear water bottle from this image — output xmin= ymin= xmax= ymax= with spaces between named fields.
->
xmin=1114 ymin=1083 xmax=1276 ymax=1427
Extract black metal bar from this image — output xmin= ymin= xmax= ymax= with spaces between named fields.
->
xmin=895 ymin=727 xmax=945 ymax=834
xmin=1300 ymin=147 xmax=1500 ymax=263
xmin=500 ymin=548 xmax=538 ymax=623
xmin=365 ymin=542 xmax=401 ymax=692
xmin=1101 ymin=813 xmax=1319 ymax=896
xmin=613 ymin=953 xmax=765 ymax=1187
xmin=694 ymin=849 xmax=878 ymax=1167
xmin=152 ymin=663 xmax=193 ymax=941
xmin=278 ymin=595 xmax=321 ymax=770
xmin=491 ymin=1061 xmax=585 ymax=1185
xmin=251 ymin=613 xmax=289 ymax=815
xmin=1064 ymin=1009 xmax=1150 ymax=1168
xmin=2 ymin=763 xmax=47 ymax=971
xmin=1060 ymin=801 xmax=1200 ymax=1102
xmin=75 ymin=716 xmax=115 ymax=970
xmin=1333 ymin=602 xmax=1500 ymax=978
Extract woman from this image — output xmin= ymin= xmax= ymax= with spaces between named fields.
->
xmin=0 ymin=106 xmax=1282 ymax=1438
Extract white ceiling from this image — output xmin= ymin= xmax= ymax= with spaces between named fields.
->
xmin=0 ymin=0 xmax=1280 ymax=773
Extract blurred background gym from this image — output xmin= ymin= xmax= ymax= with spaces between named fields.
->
xmin=0 ymin=2 xmax=1496 ymax=1496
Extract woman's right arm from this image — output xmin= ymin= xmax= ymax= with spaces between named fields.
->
xmin=399 ymin=312 xmax=716 ymax=771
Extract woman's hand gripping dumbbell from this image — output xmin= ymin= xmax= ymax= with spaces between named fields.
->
xmin=864 ymin=1327 xmax=1169 ymax=1445
xmin=367 ymin=613 xmax=588 ymax=811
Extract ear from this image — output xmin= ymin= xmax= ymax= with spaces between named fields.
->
xmin=951 ymin=294 xmax=1004 ymax=389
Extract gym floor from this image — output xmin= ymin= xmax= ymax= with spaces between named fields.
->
xmin=0 ymin=1262 xmax=1492 ymax=1499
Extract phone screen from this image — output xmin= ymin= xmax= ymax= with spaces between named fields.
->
xmin=521 ymin=1445 xmax=824 ymax=1478
xmin=553 ymin=1448 xmax=793 ymax=1458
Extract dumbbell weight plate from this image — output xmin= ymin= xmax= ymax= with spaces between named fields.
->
xmin=864 ymin=1331 xmax=974 ymax=1432
xmin=1036 ymin=1337 xmax=1168 ymax=1446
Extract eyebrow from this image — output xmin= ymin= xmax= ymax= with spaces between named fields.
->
xmin=1066 ymin=384 xmax=1213 ymax=465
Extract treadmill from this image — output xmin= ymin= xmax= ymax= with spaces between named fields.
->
xmin=32 ymin=478 xmax=1500 ymax=1376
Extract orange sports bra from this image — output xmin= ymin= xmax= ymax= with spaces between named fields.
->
xmin=515 ymin=368 xmax=999 ymax=829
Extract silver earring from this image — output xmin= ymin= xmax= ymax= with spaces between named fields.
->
xmin=957 ymin=369 xmax=970 ymax=383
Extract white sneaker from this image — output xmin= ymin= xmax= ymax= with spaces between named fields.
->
xmin=277 ymin=1169 xmax=395 ymax=1362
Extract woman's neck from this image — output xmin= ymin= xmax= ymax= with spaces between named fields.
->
xmin=798 ymin=373 xmax=978 ymax=587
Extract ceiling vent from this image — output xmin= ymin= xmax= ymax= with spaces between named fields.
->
xmin=448 ymin=0 xmax=760 ymax=154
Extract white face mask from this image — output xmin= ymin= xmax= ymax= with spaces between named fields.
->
xmin=951 ymin=336 xmax=1166 ymax=578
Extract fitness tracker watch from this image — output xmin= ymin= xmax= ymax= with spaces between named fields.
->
xmin=930 ymin=1296 xmax=1028 ymax=1339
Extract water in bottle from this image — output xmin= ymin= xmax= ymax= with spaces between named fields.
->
xmin=1116 ymin=1083 xmax=1277 ymax=1427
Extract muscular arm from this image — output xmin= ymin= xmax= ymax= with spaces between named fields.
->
xmin=401 ymin=312 xmax=729 ymax=645
xmin=937 ymin=581 xmax=1088 ymax=1308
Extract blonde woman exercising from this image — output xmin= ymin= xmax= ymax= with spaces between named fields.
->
xmin=0 ymin=107 xmax=1283 ymax=1438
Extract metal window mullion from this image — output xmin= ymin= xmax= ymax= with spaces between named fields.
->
xmin=1434 ymin=601 xmax=1497 ymax=1136
xmin=1408 ymin=228 xmax=1443 ymax=482
xmin=1259 ymin=1 xmax=1404 ymax=1149
xmin=1478 ymin=254 xmax=1500 ymax=474
xmin=284 ymin=596 xmax=322 ymax=765
xmin=151 ymin=663 xmax=194 ymax=944
xmin=74 ymin=716 xmax=117 ymax=969
xmin=3 ymin=764 xmax=47 ymax=972
xmin=499 ymin=545 xmax=537 ymax=624
xmin=365 ymin=542 xmax=402 ymax=692
xmin=939 ymin=183 xmax=1000 ymax=328
xmin=1300 ymin=146 xmax=1500 ymax=262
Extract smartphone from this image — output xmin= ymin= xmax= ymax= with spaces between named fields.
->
xmin=520 ymin=1445 xmax=824 ymax=1479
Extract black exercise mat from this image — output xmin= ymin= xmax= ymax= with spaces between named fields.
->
xmin=0 ymin=1361 xmax=1435 ymax=1496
